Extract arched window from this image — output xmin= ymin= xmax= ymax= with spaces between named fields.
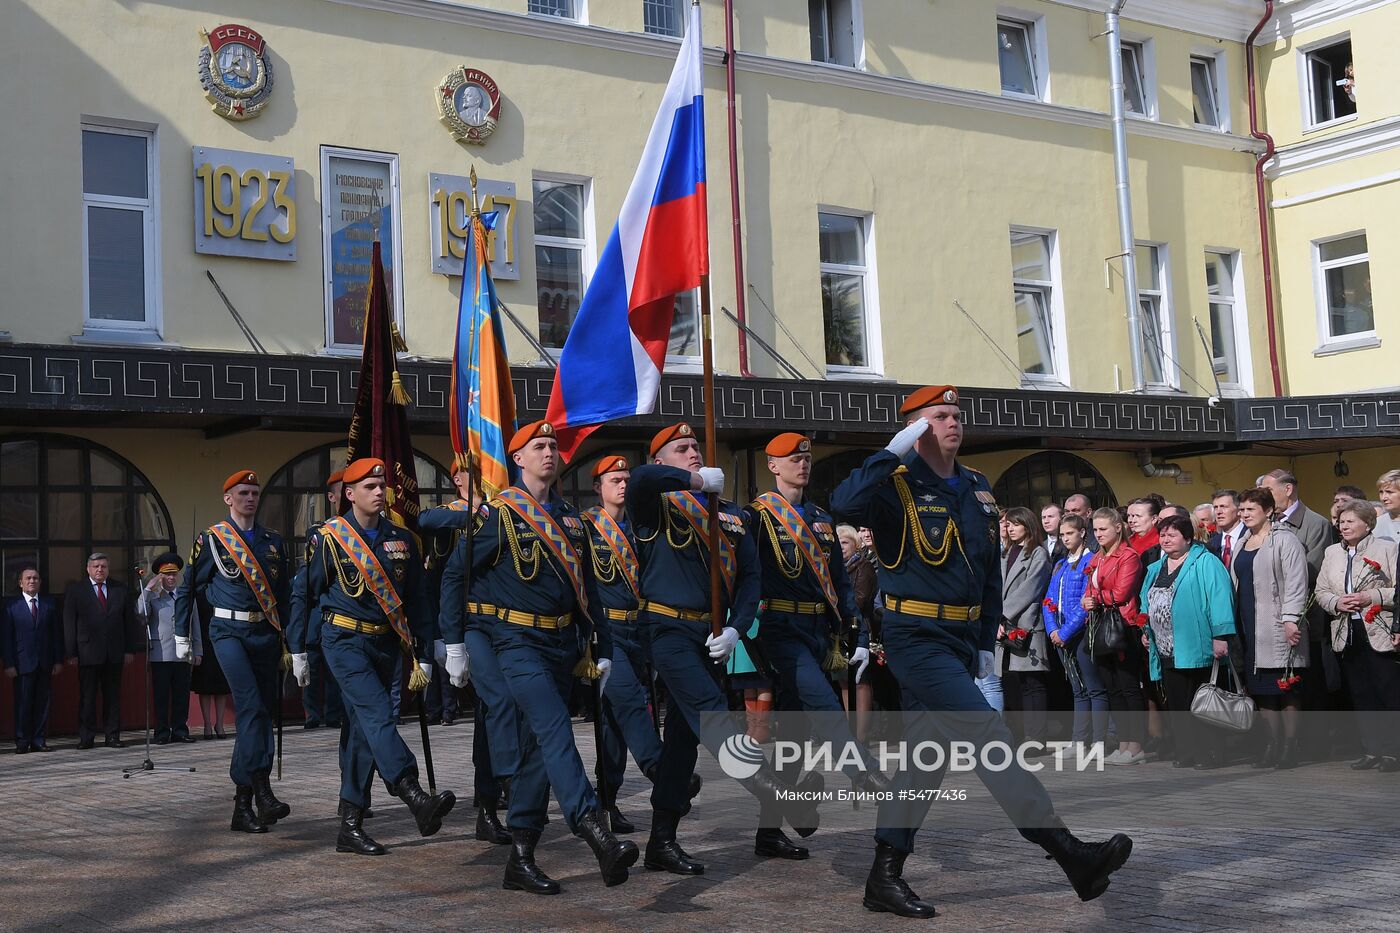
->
xmin=0 ymin=435 xmax=175 ymax=595
xmin=258 ymin=443 xmax=455 ymax=562
xmin=810 ymin=449 xmax=879 ymax=511
xmin=992 ymin=452 xmax=1116 ymax=511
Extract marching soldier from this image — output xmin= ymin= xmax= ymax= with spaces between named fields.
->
xmin=174 ymin=470 xmax=292 ymax=833
xmin=442 ymin=421 xmax=638 ymax=893
xmin=289 ymin=470 xmax=345 ymax=730
xmin=426 ymin=456 xmax=514 ymax=846
xmin=291 ymin=458 xmax=457 ymax=855
xmin=584 ymin=455 xmax=662 ymax=834
xmin=626 ymin=423 xmax=818 ymax=877
xmin=831 ymin=386 xmax=1133 ymax=919
xmin=746 ymin=432 xmax=890 ymax=862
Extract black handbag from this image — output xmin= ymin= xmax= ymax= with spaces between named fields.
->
xmin=1087 ymin=606 xmax=1127 ymax=658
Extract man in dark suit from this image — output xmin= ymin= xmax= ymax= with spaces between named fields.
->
xmin=3 ymin=565 xmax=64 ymax=753
xmin=63 ymin=552 xmax=140 ymax=749
xmin=1206 ymin=489 xmax=1247 ymax=570
xmin=1040 ymin=503 xmax=1068 ymax=566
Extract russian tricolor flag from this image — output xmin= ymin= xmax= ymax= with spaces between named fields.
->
xmin=547 ymin=2 xmax=708 ymax=461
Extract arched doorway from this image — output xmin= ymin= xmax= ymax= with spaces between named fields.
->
xmin=992 ymin=452 xmax=1117 ymax=511
xmin=810 ymin=448 xmax=879 ymax=511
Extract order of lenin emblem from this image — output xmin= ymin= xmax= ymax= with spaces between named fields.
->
xmin=437 ymin=67 xmax=502 ymax=145
xmin=198 ymin=24 xmax=274 ymax=121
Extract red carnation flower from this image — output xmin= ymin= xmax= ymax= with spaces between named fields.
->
xmin=1363 ymin=557 xmax=1382 ymax=572
xmin=1133 ymin=613 xmax=1149 ymax=628
xmin=1365 ymin=604 xmax=1382 ymax=623
xmin=1043 ymin=598 xmax=1059 ymax=613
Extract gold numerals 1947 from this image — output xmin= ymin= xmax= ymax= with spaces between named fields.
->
xmin=431 ymin=188 xmax=515 ymax=264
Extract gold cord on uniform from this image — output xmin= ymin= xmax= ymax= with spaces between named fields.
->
xmin=874 ymin=472 xmax=970 ymax=573
xmin=497 ymin=506 xmax=544 ymax=582
xmin=321 ymin=534 xmax=366 ymax=598
xmin=758 ymin=510 xmax=805 ymax=580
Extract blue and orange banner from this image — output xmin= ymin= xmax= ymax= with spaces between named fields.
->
xmin=450 ymin=207 xmax=516 ymax=498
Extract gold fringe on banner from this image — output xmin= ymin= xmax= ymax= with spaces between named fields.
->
xmin=821 ymin=637 xmax=849 ymax=673
xmin=280 ymin=649 xmax=293 ymax=673
xmin=407 ymin=663 xmax=431 ymax=692
xmin=572 ymin=645 xmax=601 ymax=680
xmin=389 ymin=370 xmax=413 ymax=405
xmin=390 ymin=321 xmax=409 ymax=354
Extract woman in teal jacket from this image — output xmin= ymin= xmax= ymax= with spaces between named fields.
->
xmin=1139 ymin=514 xmax=1238 ymax=769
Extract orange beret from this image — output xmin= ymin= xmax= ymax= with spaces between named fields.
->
xmin=592 ymin=455 xmax=629 ymax=479
xmin=343 ymin=458 xmax=386 ymax=485
xmin=508 ymin=420 xmax=555 ymax=455
xmin=899 ymin=385 xmax=959 ymax=415
xmin=765 ymin=432 xmax=812 ymax=458
xmin=223 ymin=470 xmax=258 ymax=493
xmin=326 ymin=469 xmax=345 ymax=487
xmin=649 ymin=422 xmax=695 ymax=458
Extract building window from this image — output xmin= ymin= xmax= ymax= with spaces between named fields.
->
xmin=1205 ymin=250 xmax=1244 ymax=386
xmin=1009 ymin=229 xmax=1061 ymax=381
xmin=258 ymin=443 xmax=455 ymax=563
xmin=992 ymin=452 xmax=1117 ymax=512
xmin=1303 ymin=38 xmax=1356 ymax=129
xmin=809 ymin=0 xmax=860 ymax=68
xmin=819 ymin=210 xmax=879 ymax=373
xmin=82 ymin=124 xmax=158 ymax=332
xmin=0 ymin=435 xmax=175 ymax=596
xmin=1315 ymin=233 xmax=1373 ymax=344
xmin=668 ymin=291 xmax=701 ymax=362
xmin=997 ymin=17 xmax=1041 ymax=98
xmin=320 ymin=146 xmax=403 ymax=351
xmin=533 ymin=176 xmax=592 ymax=351
xmin=1120 ymin=40 xmax=1152 ymax=118
xmin=643 ymin=0 xmax=683 ymax=37
xmin=1135 ymin=243 xmax=1172 ymax=387
xmin=1190 ymin=55 xmax=1222 ymax=128
xmin=529 ymin=0 xmax=576 ymax=19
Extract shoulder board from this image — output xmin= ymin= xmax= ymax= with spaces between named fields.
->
xmin=892 ymin=465 xmax=910 ymax=476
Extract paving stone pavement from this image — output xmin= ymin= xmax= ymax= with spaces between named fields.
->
xmin=2 ymin=720 xmax=1397 ymax=933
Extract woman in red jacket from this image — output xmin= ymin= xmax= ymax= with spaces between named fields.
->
xmin=1082 ymin=508 xmax=1148 ymax=765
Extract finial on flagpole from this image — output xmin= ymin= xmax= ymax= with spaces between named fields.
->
xmin=370 ymin=187 xmax=383 ymax=243
xmin=468 ymin=166 xmax=481 ymax=218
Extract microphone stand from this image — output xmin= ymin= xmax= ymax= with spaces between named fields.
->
xmin=124 ymin=578 xmax=196 ymax=778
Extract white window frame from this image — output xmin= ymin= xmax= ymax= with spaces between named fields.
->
xmin=1312 ymin=230 xmax=1378 ymax=354
xmin=996 ymin=11 xmax=1050 ymax=102
xmin=80 ymin=120 xmax=161 ymax=340
xmin=642 ymin=0 xmax=684 ymax=38
xmin=1204 ymin=248 xmax=1252 ymax=395
xmin=1135 ymin=241 xmax=1177 ymax=390
xmin=1009 ymin=226 xmax=1068 ymax=386
xmin=1297 ymin=33 xmax=1356 ymax=133
xmin=320 ymin=145 xmax=406 ymax=355
xmin=809 ymin=0 xmax=866 ymax=70
xmin=664 ymin=291 xmax=703 ymax=372
xmin=818 ymin=206 xmax=882 ymax=378
xmin=528 ymin=0 xmax=585 ymax=24
xmin=1120 ymin=37 xmax=1157 ymax=122
xmin=1190 ymin=51 xmax=1229 ymax=132
xmin=532 ymin=172 xmax=596 ymax=356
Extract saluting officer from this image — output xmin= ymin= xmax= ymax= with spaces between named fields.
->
xmin=584 ymin=455 xmax=662 ymax=835
xmin=174 ymin=470 xmax=292 ymax=834
xmin=747 ymin=432 xmax=889 ymax=862
xmin=442 ymin=421 xmax=638 ymax=894
xmin=627 ymin=422 xmax=818 ymax=878
xmin=831 ymin=386 xmax=1133 ymax=919
xmin=426 ymin=455 xmax=515 ymax=846
xmin=292 ymin=458 xmax=457 ymax=856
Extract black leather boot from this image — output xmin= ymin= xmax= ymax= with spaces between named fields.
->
xmin=393 ymin=773 xmax=457 ymax=837
xmin=644 ymin=808 xmax=705 ymax=875
xmin=863 ymin=842 xmax=935 ymax=918
xmin=643 ymin=766 xmax=704 ymax=801
xmin=475 ymin=801 xmax=511 ymax=845
xmin=606 ymin=805 xmax=637 ymax=834
xmin=336 ymin=800 xmax=386 ymax=855
xmin=1020 ymin=819 xmax=1133 ymax=901
xmin=230 ymin=786 xmax=267 ymax=834
xmin=856 ymin=767 xmax=894 ymax=794
xmin=755 ymin=827 xmax=808 ymax=860
xmin=742 ymin=765 xmax=821 ymax=838
xmin=251 ymin=770 xmax=290 ymax=824
xmin=1251 ymin=741 xmax=1277 ymax=770
xmin=503 ymin=828 xmax=560 ymax=895
xmin=577 ymin=810 xmax=639 ymax=886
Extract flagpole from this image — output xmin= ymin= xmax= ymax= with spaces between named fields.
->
xmin=699 ymin=272 xmax=723 ymax=640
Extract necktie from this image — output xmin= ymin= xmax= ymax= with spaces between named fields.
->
xmin=96 ymin=584 xmax=107 ymax=611
xmin=29 ymin=597 xmax=38 ymax=620
xmin=1221 ymin=532 xmax=1232 ymax=570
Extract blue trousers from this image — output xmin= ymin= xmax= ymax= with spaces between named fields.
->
xmin=321 ymin=624 xmax=417 ymax=807
xmin=465 ymin=623 xmax=521 ymax=791
xmin=304 ymin=643 xmax=343 ymax=726
xmin=150 ymin=660 xmax=192 ymax=741
xmin=12 ymin=668 xmax=52 ymax=749
xmin=874 ymin=611 xmax=1055 ymax=854
xmin=423 ymin=661 xmax=459 ymax=721
xmin=209 ymin=617 xmax=279 ymax=786
xmin=759 ymin=611 xmax=872 ymax=777
xmin=645 ymin=615 xmax=743 ymax=815
xmin=600 ymin=623 xmax=662 ymax=803
xmin=1069 ymin=634 xmax=1109 ymax=744
xmin=490 ymin=620 xmax=596 ymax=832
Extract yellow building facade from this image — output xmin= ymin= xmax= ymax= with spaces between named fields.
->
xmin=0 ymin=0 xmax=1394 ymax=591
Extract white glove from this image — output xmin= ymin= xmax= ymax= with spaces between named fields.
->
xmin=292 ymin=653 xmax=310 ymax=688
xmin=886 ymin=418 xmax=930 ymax=458
xmin=433 ymin=638 xmax=447 ymax=666
xmin=978 ymin=649 xmax=995 ymax=680
xmin=445 ymin=643 xmax=469 ymax=687
xmin=706 ymin=626 xmax=740 ymax=661
xmin=596 ymin=657 xmax=613 ymax=693
xmin=174 ymin=635 xmax=192 ymax=662
xmin=418 ymin=661 xmax=434 ymax=684
xmin=697 ymin=467 xmax=725 ymax=493
xmin=849 ymin=646 xmax=871 ymax=684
